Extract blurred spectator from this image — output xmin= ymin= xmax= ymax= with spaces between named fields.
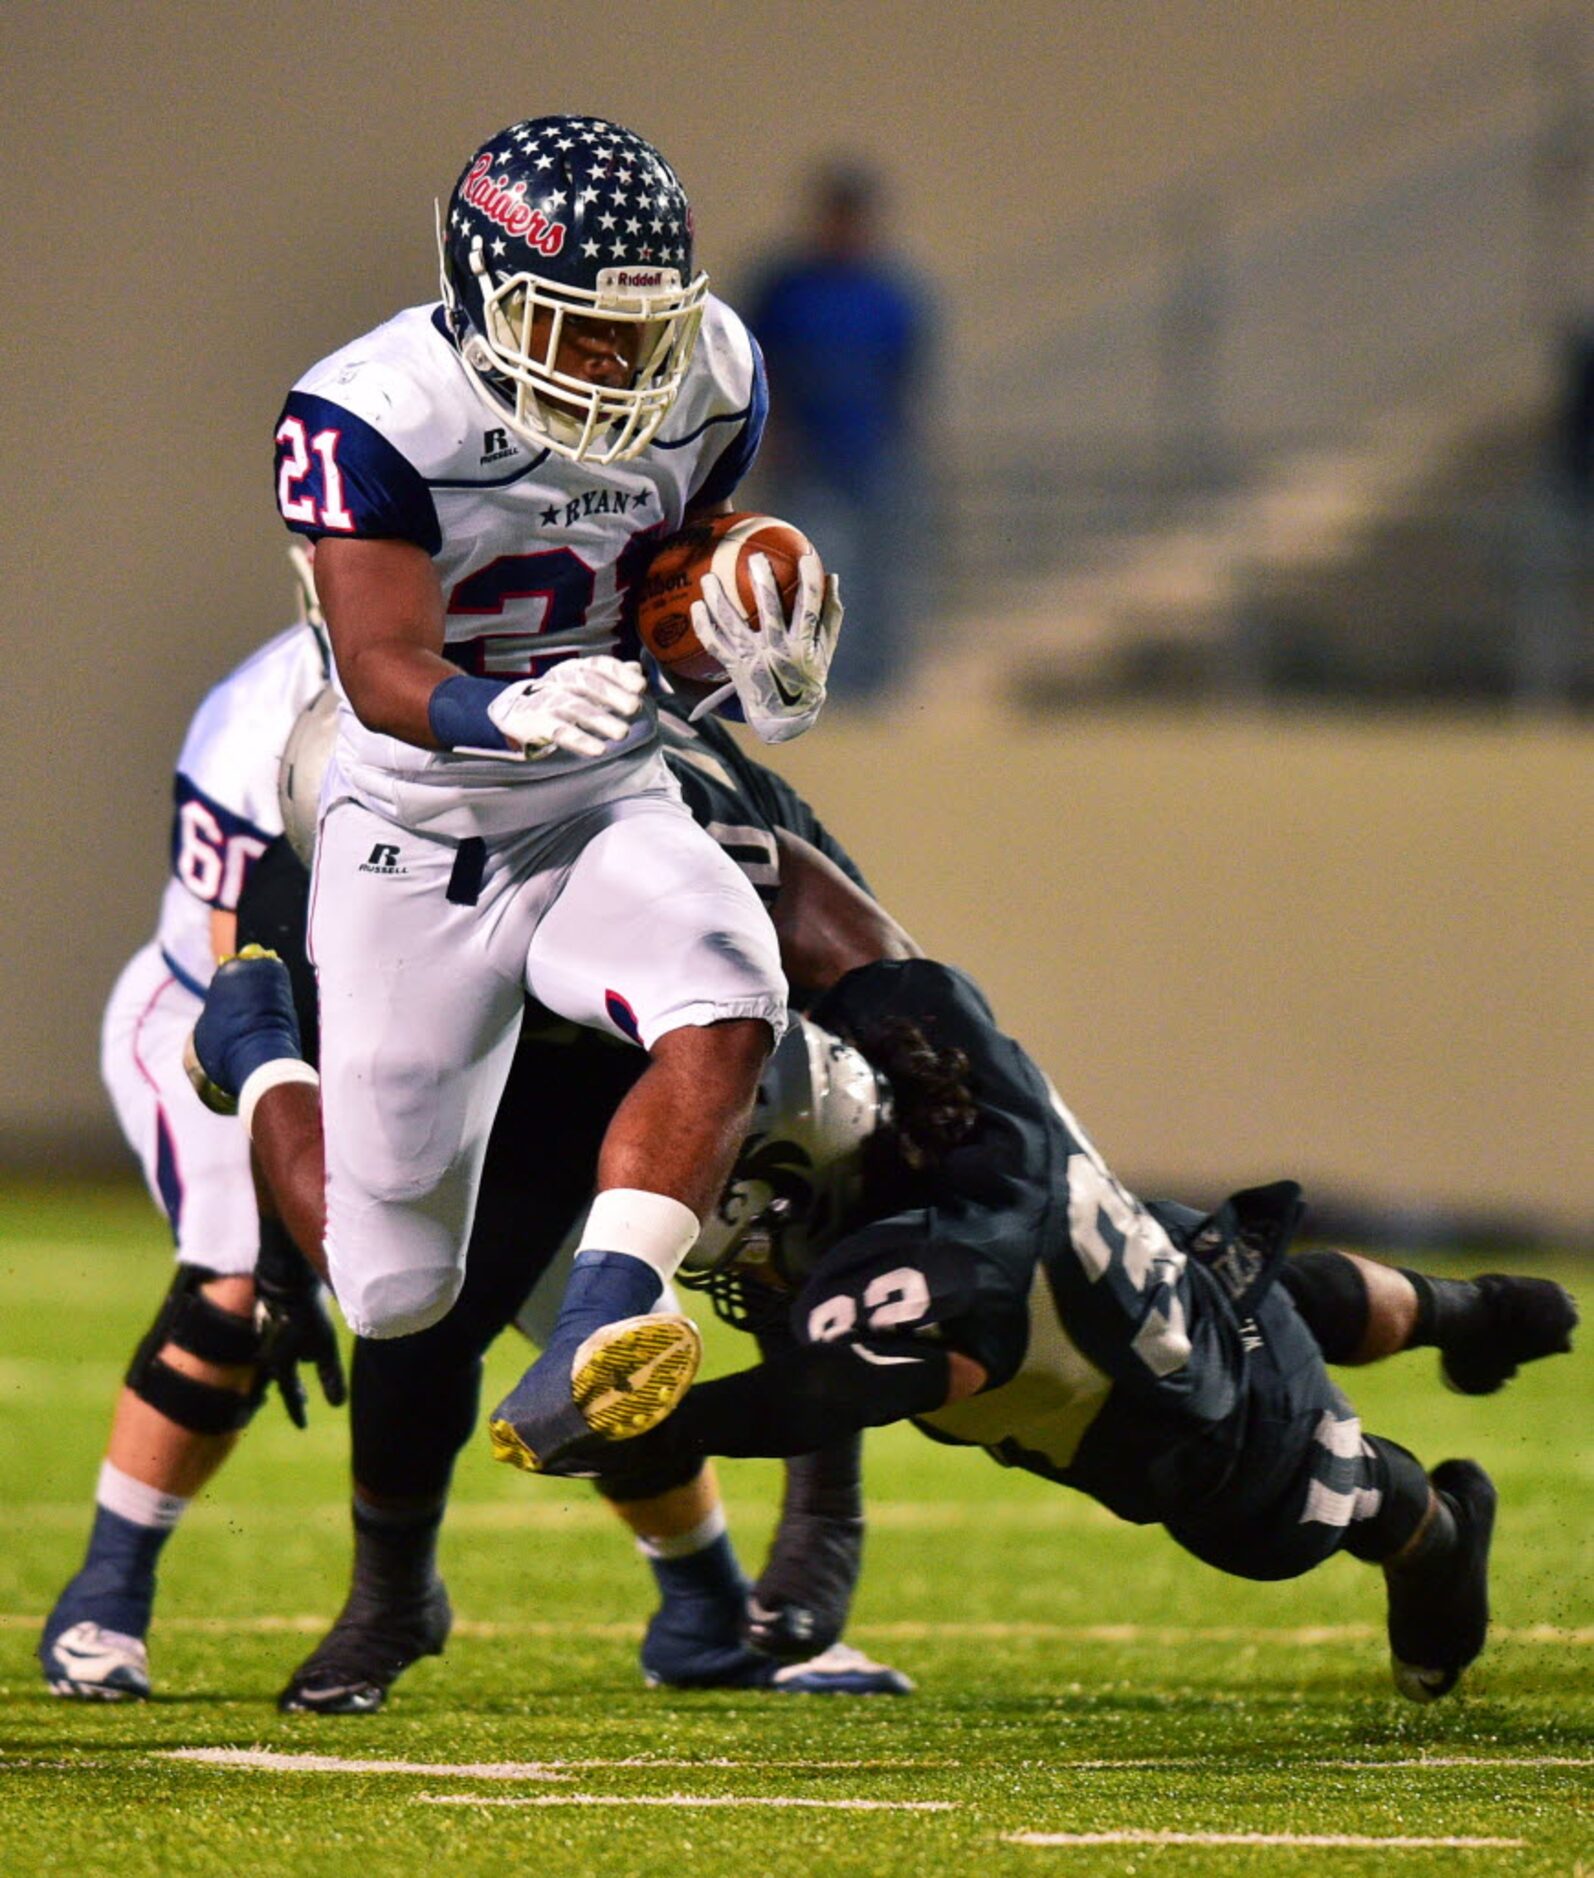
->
xmin=742 ymin=160 xmax=938 ymax=703
xmin=1558 ymin=315 xmax=1594 ymax=509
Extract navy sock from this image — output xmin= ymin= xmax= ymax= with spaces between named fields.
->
xmin=350 ymin=1494 xmax=445 ymax=1600
xmin=647 ymin=1531 xmax=747 ymax=1608
xmin=549 ymin=1251 xmax=663 ymax=1345
xmin=52 ymin=1505 xmax=173 ymax=1641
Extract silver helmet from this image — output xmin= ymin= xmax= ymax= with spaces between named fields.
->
xmin=277 ymin=683 xmax=338 ymax=867
xmin=683 ymin=1015 xmax=892 ymax=1290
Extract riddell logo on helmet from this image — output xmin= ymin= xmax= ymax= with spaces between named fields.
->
xmin=461 ymin=154 xmax=566 ymax=255
xmin=611 ymin=270 xmax=666 ymax=289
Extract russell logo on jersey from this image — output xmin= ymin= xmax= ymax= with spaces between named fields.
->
xmin=358 ymin=844 xmax=407 ymax=877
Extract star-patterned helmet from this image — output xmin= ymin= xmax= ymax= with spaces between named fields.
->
xmin=438 ymin=115 xmax=708 ymax=464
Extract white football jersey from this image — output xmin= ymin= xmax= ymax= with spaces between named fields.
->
xmin=155 ymin=626 xmax=329 ymax=992
xmin=274 ymin=296 xmax=767 ymax=835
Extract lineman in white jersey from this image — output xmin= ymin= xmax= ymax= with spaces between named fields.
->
xmin=39 ymin=564 xmax=336 ymax=1699
xmin=271 ymin=115 xmax=841 ymax=1474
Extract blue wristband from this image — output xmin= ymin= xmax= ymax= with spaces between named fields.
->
xmin=428 ymin=672 xmax=512 ymax=750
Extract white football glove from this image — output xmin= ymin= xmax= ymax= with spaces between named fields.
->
xmin=687 ymin=551 xmax=843 ymax=744
xmin=485 ymin=656 xmax=647 ymax=760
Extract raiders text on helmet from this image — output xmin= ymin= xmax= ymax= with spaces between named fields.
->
xmin=438 ymin=115 xmax=708 ymax=464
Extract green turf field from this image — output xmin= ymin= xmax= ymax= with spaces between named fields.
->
xmin=1 ymin=1181 xmax=1588 ymax=1876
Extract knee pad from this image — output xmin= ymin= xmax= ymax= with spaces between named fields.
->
xmin=342 ymin=1266 xmax=464 ymax=1340
xmin=125 ymin=1266 xmax=267 ymax=1435
xmin=1279 ymin=1249 xmax=1370 ymax=1364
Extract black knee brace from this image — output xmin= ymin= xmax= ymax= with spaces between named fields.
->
xmin=1279 ymin=1249 xmax=1370 ymax=1364
xmin=125 ymin=1266 xmax=267 ymax=1435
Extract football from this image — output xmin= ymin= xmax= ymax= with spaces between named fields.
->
xmin=635 ymin=512 xmax=815 ymax=684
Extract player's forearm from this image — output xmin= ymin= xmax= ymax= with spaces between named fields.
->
xmin=249 ymin=1083 xmax=329 ymax=1284
xmin=315 ymin=536 xmax=457 ymax=749
xmin=664 ymin=1340 xmax=956 ymax=1460
xmin=772 ymin=832 xmax=919 ymax=993
xmin=338 ymin=639 xmax=464 ymax=749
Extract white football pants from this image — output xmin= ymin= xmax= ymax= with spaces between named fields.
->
xmin=309 ymin=779 xmax=786 ymax=1339
xmin=100 ymin=943 xmax=261 ymax=1274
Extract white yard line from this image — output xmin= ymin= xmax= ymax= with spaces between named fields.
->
xmin=417 ymin=1792 xmax=956 ymax=1811
xmin=159 ymin=1748 xmax=934 ymax=1777
xmin=164 ymin=1749 xmax=573 ymax=1781
xmin=1007 ymin=1830 xmax=1526 ymax=1849
xmin=154 ymin=1747 xmax=1593 ymax=1787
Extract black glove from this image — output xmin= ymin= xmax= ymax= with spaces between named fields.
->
xmin=254 ymin=1216 xmax=346 ymax=1429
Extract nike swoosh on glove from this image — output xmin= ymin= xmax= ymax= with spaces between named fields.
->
xmin=687 ymin=551 xmax=842 ymax=743
xmin=487 ymin=656 xmax=648 ymax=759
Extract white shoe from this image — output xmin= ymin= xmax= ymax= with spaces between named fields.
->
xmin=772 ymin=1642 xmax=915 ymax=1695
xmin=41 ymin=1620 xmax=151 ymax=1700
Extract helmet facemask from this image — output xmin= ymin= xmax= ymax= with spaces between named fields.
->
xmin=441 ymin=215 xmax=706 ymax=464
xmin=680 ymin=1019 xmax=894 ymax=1301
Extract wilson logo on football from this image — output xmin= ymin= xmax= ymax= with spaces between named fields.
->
xmin=461 ymin=155 xmax=566 ymax=255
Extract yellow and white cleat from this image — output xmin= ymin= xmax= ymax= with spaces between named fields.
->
xmin=489 ymin=1311 xmax=702 ymax=1474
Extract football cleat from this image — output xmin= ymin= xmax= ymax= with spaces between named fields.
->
xmin=1386 ymin=1458 xmax=1496 ymax=1702
xmin=641 ymin=1592 xmax=912 ymax=1695
xmin=40 ymin=1620 xmax=151 ymax=1701
xmin=489 ymin=1252 xmax=700 ymax=1474
xmin=184 ymin=946 xmax=305 ymax=1115
xmin=278 ymin=1580 xmax=452 ymax=1715
xmin=1439 ymin=1274 xmax=1578 ymax=1395
xmin=771 ymin=1643 xmax=914 ymax=1696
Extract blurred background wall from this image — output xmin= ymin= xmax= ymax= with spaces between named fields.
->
xmin=1 ymin=0 xmax=1588 ymax=1240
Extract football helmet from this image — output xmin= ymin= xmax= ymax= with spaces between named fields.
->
xmin=437 ymin=115 xmax=708 ymax=463
xmin=681 ymin=1017 xmax=892 ymax=1290
xmin=277 ymin=684 xmax=337 ymax=867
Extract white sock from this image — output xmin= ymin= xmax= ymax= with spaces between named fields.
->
xmin=634 ymin=1503 xmax=727 ymax=1562
xmin=97 ymin=1459 xmax=189 ymax=1531
xmin=578 ymin=1188 xmax=699 ymax=1283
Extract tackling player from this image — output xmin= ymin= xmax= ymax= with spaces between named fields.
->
xmin=188 ymin=949 xmax=1576 ymax=1701
xmin=598 ymin=959 xmax=1580 ymax=1698
xmin=274 ymin=115 xmax=842 ymax=1475
xmin=38 ymin=559 xmax=338 ymax=1700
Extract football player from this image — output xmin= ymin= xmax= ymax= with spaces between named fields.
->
xmin=273 ymin=115 xmax=842 ymax=1476
xmin=220 ymin=691 xmax=917 ymax=1710
xmin=588 ymin=957 xmax=1579 ymax=1698
xmin=37 ymin=558 xmax=339 ymax=1700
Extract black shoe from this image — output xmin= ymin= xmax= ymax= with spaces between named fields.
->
xmin=1440 ymin=1275 xmax=1578 ymax=1395
xmin=744 ymin=1513 xmax=864 ymax=1664
xmin=1386 ymin=1459 xmax=1496 ymax=1702
xmin=278 ymin=1579 xmax=452 ymax=1714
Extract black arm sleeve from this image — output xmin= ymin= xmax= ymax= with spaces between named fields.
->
xmin=635 ymin=1336 xmax=952 ymax=1464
